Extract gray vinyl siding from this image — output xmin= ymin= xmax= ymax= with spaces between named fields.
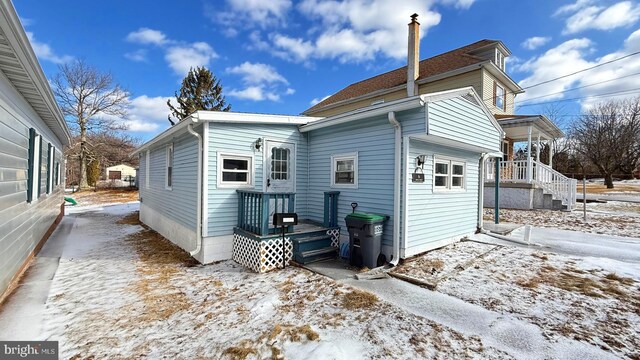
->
xmin=405 ymin=138 xmax=480 ymax=255
xmin=207 ymin=123 xmax=307 ymax=237
xmin=0 ymin=73 xmax=65 ymax=298
xmin=139 ymin=127 xmax=199 ymax=230
xmin=427 ymin=97 xmax=501 ymax=151
xmin=307 ymin=115 xmax=396 ymax=247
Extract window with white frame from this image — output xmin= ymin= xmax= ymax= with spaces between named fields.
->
xmin=494 ymin=82 xmax=505 ymax=111
xmin=218 ymin=153 xmax=253 ymax=187
xmin=166 ymin=144 xmax=173 ymax=189
xmin=434 ymin=156 xmax=465 ymax=191
xmin=331 ymin=152 xmax=358 ymax=188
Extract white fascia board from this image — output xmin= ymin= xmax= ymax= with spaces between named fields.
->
xmin=0 ymin=0 xmax=71 ymax=144
xmin=194 ymin=110 xmax=322 ymax=125
xmin=133 ymin=116 xmax=196 ymax=155
xmin=299 ymin=96 xmax=425 ymax=132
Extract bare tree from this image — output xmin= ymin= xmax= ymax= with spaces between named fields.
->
xmin=53 ymin=59 xmax=129 ymax=189
xmin=570 ymin=97 xmax=640 ymax=188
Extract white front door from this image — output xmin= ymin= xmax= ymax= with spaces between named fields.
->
xmin=265 ymin=140 xmax=295 ymax=193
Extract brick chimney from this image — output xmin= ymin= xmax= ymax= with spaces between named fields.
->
xmin=407 ymin=13 xmax=420 ymax=97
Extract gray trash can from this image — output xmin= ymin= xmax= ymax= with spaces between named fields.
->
xmin=345 ymin=212 xmax=389 ymax=269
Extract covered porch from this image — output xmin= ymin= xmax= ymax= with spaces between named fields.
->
xmin=485 ymin=115 xmax=577 ymax=209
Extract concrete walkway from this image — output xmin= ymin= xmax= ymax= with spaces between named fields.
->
xmin=0 ymin=213 xmax=74 ymax=340
xmin=341 ymin=276 xmax=617 ymax=360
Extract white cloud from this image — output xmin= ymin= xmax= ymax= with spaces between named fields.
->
xmin=226 ymin=62 xmax=289 ymax=85
xmin=310 ymin=95 xmax=330 ymax=106
xmin=521 ymin=36 xmax=552 ymax=50
xmin=556 ymin=1 xmax=640 ymax=34
xmin=124 ymin=95 xmax=173 ymax=133
xmin=226 ymin=62 xmax=293 ymax=102
xmin=439 ymin=0 xmax=476 ymax=9
xmin=516 ymin=29 xmax=640 ymax=111
xmin=25 ymin=31 xmax=72 ymax=64
xmin=125 ymin=28 xmax=168 ymax=45
xmin=228 ymin=86 xmax=281 ymax=101
xmin=210 ymin=0 xmax=292 ymax=30
xmin=124 ymin=49 xmax=147 ymax=62
xmin=243 ymin=0 xmax=452 ymax=64
xmin=164 ymin=42 xmax=218 ymax=75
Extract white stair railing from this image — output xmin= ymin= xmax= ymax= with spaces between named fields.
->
xmin=485 ymin=159 xmax=577 ymax=209
xmin=533 ymin=161 xmax=577 ymax=209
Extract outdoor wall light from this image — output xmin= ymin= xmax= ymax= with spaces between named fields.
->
xmin=254 ymin=137 xmax=263 ymax=150
xmin=415 ymin=155 xmax=426 ymax=169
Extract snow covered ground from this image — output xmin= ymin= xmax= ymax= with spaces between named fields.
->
xmin=40 ymin=203 xmax=511 ymax=359
xmin=394 ymin=239 xmax=640 ymax=358
xmin=2 ymin=198 xmax=636 ymax=359
xmin=484 ymin=200 xmax=640 ymax=238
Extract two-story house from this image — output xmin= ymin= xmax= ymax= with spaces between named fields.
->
xmin=303 ymin=14 xmax=574 ymax=211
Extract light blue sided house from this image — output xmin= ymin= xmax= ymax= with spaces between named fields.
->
xmin=0 ymin=0 xmax=70 ymax=302
xmin=136 ymin=87 xmax=502 ymax=272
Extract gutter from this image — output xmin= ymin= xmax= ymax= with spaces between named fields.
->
xmin=186 ymin=117 xmax=203 ymax=258
xmin=388 ymin=111 xmax=401 ymax=266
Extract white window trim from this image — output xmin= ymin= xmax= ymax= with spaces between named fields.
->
xmin=29 ymin=133 xmax=41 ymax=203
xmin=145 ymin=150 xmax=150 ymax=189
xmin=55 ymin=161 xmax=61 ymax=186
xmin=47 ymin=145 xmax=54 ymax=194
xmin=217 ymin=151 xmax=254 ymax=189
xmin=433 ymin=155 xmax=466 ymax=192
xmin=495 ymin=83 xmax=505 ymax=111
xmin=331 ymin=152 xmax=358 ymax=189
xmin=165 ymin=144 xmax=174 ymax=190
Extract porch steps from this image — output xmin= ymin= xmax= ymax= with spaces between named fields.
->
xmin=293 ymin=234 xmax=337 ymax=264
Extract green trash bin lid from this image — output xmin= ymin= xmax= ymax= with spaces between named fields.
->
xmin=345 ymin=212 xmax=388 ymax=222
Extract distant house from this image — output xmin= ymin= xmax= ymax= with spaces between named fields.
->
xmin=305 ymin=15 xmax=575 ymax=210
xmin=135 ymin=86 xmax=502 ymax=271
xmin=105 ymin=164 xmax=136 ymax=180
xmin=0 ymin=0 xmax=71 ymax=302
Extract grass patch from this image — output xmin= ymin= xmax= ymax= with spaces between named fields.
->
xmin=223 ymin=340 xmax=257 ymax=360
xmin=604 ymin=272 xmax=635 ymax=285
xmin=342 ymin=289 xmax=379 ymax=310
xmin=515 ymin=277 xmax=540 ymax=289
xmin=116 ymin=211 xmax=140 ymax=225
xmin=69 ymin=188 xmax=139 ymax=205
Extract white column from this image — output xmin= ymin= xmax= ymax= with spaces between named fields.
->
xmin=536 ymin=133 xmax=541 ymax=164
xmin=549 ymin=139 xmax=554 ymax=168
xmin=527 ymin=125 xmax=532 ymax=182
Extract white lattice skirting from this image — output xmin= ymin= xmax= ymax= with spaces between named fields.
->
xmin=327 ymin=228 xmax=340 ymax=248
xmin=233 ymin=233 xmax=293 ymax=273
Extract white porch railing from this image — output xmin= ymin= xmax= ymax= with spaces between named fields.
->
xmin=485 ymin=159 xmax=577 ymax=208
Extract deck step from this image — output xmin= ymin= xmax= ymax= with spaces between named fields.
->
xmin=294 ymin=246 xmax=338 ymax=264
xmin=293 ymin=235 xmax=334 ymax=253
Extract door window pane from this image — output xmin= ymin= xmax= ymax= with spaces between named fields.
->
xmin=271 ymin=147 xmax=289 ymax=180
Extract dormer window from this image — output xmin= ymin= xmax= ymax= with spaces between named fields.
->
xmin=495 ymin=49 xmax=505 ymax=71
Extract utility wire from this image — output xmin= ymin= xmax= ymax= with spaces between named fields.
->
xmin=516 ymin=87 xmax=640 ymax=108
xmin=517 ymin=71 xmax=640 ymax=104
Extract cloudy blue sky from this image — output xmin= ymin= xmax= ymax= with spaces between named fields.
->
xmin=15 ymin=0 xmax=640 ymax=140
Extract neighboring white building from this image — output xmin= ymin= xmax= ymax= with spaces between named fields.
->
xmin=105 ymin=164 xmax=136 ymax=180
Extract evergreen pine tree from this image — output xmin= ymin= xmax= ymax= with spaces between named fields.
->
xmin=167 ymin=66 xmax=231 ymax=125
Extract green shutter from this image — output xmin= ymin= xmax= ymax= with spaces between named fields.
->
xmin=27 ymin=128 xmax=36 ymax=202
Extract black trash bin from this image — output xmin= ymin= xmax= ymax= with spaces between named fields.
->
xmin=345 ymin=212 xmax=389 ymax=269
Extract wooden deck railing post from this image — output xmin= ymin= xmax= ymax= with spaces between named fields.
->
xmin=261 ymin=193 xmax=270 ymax=236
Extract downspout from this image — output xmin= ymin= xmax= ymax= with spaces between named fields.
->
xmin=186 ymin=120 xmax=203 ymax=257
xmin=477 ymin=153 xmax=491 ymax=230
xmin=388 ymin=111 xmax=401 ymax=266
